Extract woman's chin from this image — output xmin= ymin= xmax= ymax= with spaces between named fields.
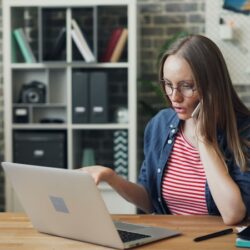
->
xmin=176 ymin=113 xmax=190 ymax=120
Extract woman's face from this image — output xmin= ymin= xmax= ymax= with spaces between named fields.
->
xmin=162 ymin=55 xmax=200 ymax=120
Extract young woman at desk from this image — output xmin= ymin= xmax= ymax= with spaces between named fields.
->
xmin=81 ymin=35 xmax=250 ymax=225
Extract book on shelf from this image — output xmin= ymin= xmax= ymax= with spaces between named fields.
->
xmin=71 ymin=29 xmax=93 ymax=63
xmin=11 ymin=33 xmax=17 ymax=63
xmin=13 ymin=28 xmax=37 ymax=63
xmin=44 ymin=27 xmax=66 ymax=61
xmin=71 ymin=19 xmax=95 ymax=62
xmin=101 ymin=27 xmax=123 ymax=62
xmin=110 ymin=28 xmax=128 ymax=63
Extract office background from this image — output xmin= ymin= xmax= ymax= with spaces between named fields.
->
xmin=0 ymin=0 xmax=249 ymax=212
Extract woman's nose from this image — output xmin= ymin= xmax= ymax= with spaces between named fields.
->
xmin=171 ymin=88 xmax=183 ymax=102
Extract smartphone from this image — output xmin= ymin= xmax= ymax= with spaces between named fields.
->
xmin=191 ymin=102 xmax=201 ymax=118
xmin=237 ymin=226 xmax=250 ymax=240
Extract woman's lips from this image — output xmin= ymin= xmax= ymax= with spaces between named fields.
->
xmin=174 ymin=107 xmax=186 ymax=114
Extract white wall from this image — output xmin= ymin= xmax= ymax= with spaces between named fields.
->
xmin=206 ymin=0 xmax=250 ymax=85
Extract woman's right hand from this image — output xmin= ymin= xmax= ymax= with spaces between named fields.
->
xmin=79 ymin=166 xmax=116 ymax=185
xmin=80 ymin=166 xmax=153 ymax=213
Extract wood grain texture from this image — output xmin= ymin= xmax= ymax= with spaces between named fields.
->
xmin=0 ymin=213 xmax=248 ymax=250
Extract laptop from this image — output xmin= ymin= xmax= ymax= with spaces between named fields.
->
xmin=2 ymin=162 xmax=180 ymax=249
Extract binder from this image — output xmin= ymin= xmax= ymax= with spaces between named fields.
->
xmin=72 ymin=72 xmax=89 ymax=123
xmin=89 ymin=72 xmax=108 ymax=123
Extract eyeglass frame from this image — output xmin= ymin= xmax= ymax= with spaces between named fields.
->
xmin=159 ymin=79 xmax=198 ymax=97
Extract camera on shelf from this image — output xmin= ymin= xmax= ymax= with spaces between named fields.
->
xmin=19 ymin=81 xmax=46 ymax=104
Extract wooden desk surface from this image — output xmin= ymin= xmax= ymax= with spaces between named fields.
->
xmin=0 ymin=213 xmax=247 ymax=250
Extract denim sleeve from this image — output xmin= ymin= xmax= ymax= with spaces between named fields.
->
xmin=232 ymin=167 xmax=250 ymax=217
xmin=232 ymin=119 xmax=250 ymax=216
xmin=138 ymin=119 xmax=157 ymax=201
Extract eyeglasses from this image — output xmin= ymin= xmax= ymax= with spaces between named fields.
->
xmin=160 ymin=80 xmax=197 ymax=97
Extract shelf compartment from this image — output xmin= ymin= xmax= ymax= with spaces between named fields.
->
xmin=12 ymin=69 xmax=48 ymax=104
xmin=97 ymin=5 xmax=128 ymax=63
xmin=71 ymin=7 xmax=95 ymax=62
xmin=13 ymin=129 xmax=67 ymax=168
xmin=42 ymin=8 xmax=67 ymax=62
xmin=73 ymin=129 xmax=129 ymax=180
xmin=12 ymin=68 xmax=67 ymax=107
xmin=11 ymin=7 xmax=38 ymax=63
xmin=48 ymin=68 xmax=67 ymax=104
xmin=71 ymin=68 xmax=128 ymax=124
xmin=32 ymin=106 xmax=67 ymax=124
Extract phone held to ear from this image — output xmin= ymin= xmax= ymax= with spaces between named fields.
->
xmin=191 ymin=102 xmax=201 ymax=118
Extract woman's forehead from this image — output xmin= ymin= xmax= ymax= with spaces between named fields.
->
xmin=163 ymin=55 xmax=194 ymax=81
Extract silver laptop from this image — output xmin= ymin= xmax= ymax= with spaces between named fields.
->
xmin=2 ymin=162 xmax=180 ymax=249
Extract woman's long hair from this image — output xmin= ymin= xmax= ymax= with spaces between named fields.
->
xmin=159 ymin=34 xmax=250 ymax=171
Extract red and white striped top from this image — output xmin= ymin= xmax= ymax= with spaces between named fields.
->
xmin=162 ymin=130 xmax=208 ymax=215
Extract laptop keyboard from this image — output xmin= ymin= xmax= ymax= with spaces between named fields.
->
xmin=118 ymin=230 xmax=151 ymax=243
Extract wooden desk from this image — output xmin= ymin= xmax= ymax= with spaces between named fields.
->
xmin=0 ymin=213 xmax=247 ymax=249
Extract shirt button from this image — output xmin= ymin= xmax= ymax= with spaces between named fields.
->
xmin=171 ymin=129 xmax=176 ymax=133
xmin=170 ymin=124 xmax=174 ymax=128
xmin=157 ymin=168 xmax=161 ymax=174
xmin=167 ymin=139 xmax=172 ymax=144
xmin=158 ymin=197 xmax=161 ymax=203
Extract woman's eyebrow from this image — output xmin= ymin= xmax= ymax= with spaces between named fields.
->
xmin=162 ymin=78 xmax=194 ymax=84
xmin=179 ymin=80 xmax=194 ymax=84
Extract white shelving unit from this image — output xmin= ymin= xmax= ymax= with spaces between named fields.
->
xmin=3 ymin=0 xmax=137 ymax=213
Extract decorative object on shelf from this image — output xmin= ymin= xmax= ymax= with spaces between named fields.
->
xmin=82 ymin=148 xmax=96 ymax=166
xmin=115 ymin=107 xmax=128 ymax=123
xmin=71 ymin=19 xmax=95 ymax=62
xmin=13 ymin=28 xmax=37 ymax=63
xmin=113 ymin=130 xmax=128 ymax=179
xmin=18 ymin=81 xmax=46 ymax=104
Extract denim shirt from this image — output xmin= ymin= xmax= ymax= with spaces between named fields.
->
xmin=138 ymin=108 xmax=250 ymax=216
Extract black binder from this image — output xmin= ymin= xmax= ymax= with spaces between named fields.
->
xmin=89 ymin=72 xmax=108 ymax=123
xmin=72 ymin=72 xmax=89 ymax=123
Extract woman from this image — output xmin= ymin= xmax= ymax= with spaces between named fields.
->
xmin=81 ymin=35 xmax=250 ymax=225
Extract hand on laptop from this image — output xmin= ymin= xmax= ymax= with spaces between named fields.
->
xmin=79 ymin=166 xmax=116 ymax=185
xmin=79 ymin=165 xmax=153 ymax=214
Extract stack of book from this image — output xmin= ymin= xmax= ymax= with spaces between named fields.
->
xmin=236 ymin=226 xmax=250 ymax=248
xmin=101 ymin=27 xmax=128 ymax=62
